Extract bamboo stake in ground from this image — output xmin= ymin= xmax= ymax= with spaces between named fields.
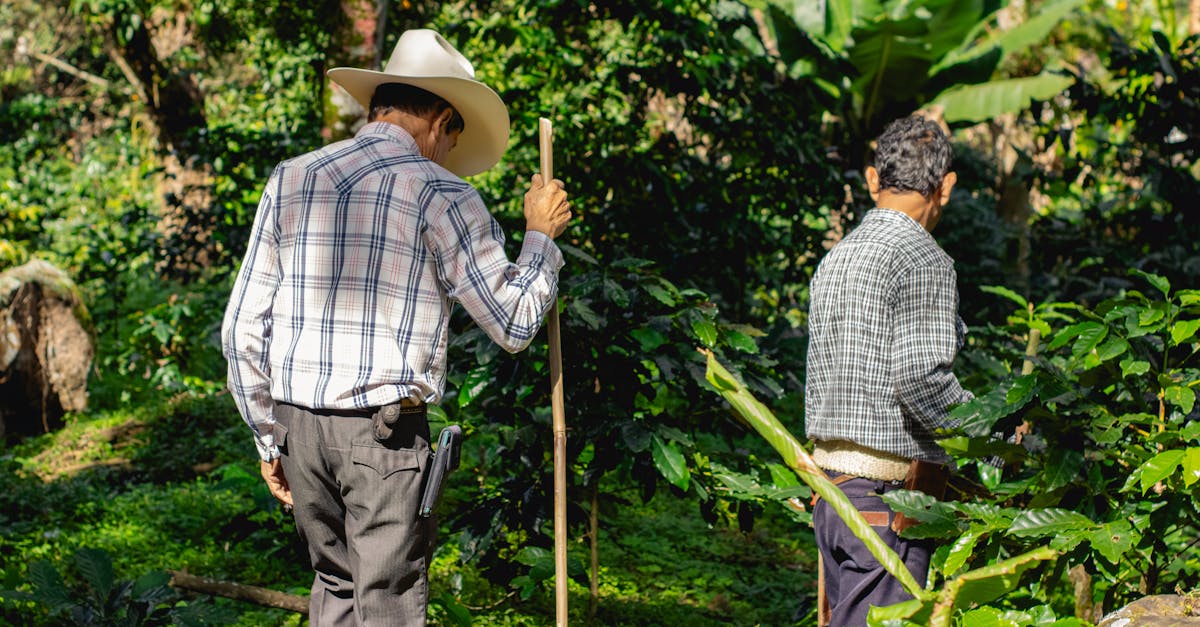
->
xmin=540 ymin=116 xmax=569 ymax=626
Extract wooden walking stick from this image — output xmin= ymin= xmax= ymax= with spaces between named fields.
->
xmin=540 ymin=117 xmax=569 ymax=626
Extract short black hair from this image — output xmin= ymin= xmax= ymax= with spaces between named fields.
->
xmin=871 ymin=115 xmax=952 ymax=197
xmin=368 ymin=83 xmax=465 ymax=133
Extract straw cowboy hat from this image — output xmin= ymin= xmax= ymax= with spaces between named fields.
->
xmin=327 ymin=29 xmax=509 ymax=178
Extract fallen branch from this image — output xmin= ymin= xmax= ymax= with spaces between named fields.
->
xmin=168 ymin=570 xmax=308 ymax=615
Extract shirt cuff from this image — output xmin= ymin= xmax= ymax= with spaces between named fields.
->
xmin=520 ymin=230 xmax=565 ymax=271
xmin=255 ymin=437 xmax=280 ymax=463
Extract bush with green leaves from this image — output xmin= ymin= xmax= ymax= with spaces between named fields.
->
xmin=0 ymin=547 xmax=236 ymax=626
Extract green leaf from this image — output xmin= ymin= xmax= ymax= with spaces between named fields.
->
xmin=652 ymin=435 xmax=689 ymax=491
xmin=1094 ymin=336 xmax=1129 ymax=362
xmin=27 ymin=560 xmax=73 ymax=612
xmin=1047 ymin=321 xmax=1091 ymax=351
xmin=1120 ymin=358 xmax=1151 ymax=378
xmin=604 ymin=278 xmax=630 ymax=308
xmin=567 ymin=299 xmax=603 ymax=330
xmin=957 ymin=606 xmax=1017 ymax=627
xmin=980 ymin=285 xmax=1028 ymax=309
xmin=949 ymin=547 xmax=1058 ymax=613
xmin=1183 ymin=448 xmax=1200 ymax=487
xmin=629 ymin=327 xmax=668 ymax=352
xmin=725 ymin=329 xmax=759 ymax=353
xmin=943 ymin=532 xmax=980 ymax=577
xmin=691 ymin=318 xmax=718 ymax=348
xmin=1179 ymin=290 xmax=1200 ymax=307
xmin=1070 ymin=322 xmax=1107 ymax=359
xmin=643 ymin=283 xmax=676 ymax=307
xmin=457 ymin=366 xmax=491 ymax=408
xmin=1171 ymin=319 xmax=1200 ymax=345
xmin=714 ymin=468 xmax=763 ymax=497
xmin=933 ymin=0 xmax=1083 ymax=74
xmin=1131 ymin=269 xmax=1170 ymax=297
xmin=1134 ymin=449 xmax=1185 ymax=494
xmin=558 ymin=243 xmax=598 ymax=265
xmin=1166 ymin=386 xmax=1197 ymax=415
xmin=1008 ymin=509 xmax=1095 ymax=538
xmin=1138 ymin=307 xmax=1165 ymax=327
xmin=75 ymin=548 xmax=114 ymax=603
xmin=933 ymin=73 xmax=1074 ymax=123
xmin=1042 ymin=448 xmax=1084 ymax=492
xmin=1088 ymin=519 xmax=1137 ymax=564
xmin=1006 ymin=374 xmax=1037 ymax=406
xmin=768 ymin=462 xmax=800 ymax=488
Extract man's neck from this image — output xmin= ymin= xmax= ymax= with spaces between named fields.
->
xmin=875 ymin=191 xmax=940 ymax=232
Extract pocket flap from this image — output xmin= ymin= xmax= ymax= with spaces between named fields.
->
xmin=272 ymin=421 xmax=288 ymax=450
xmin=351 ymin=444 xmax=421 ymax=479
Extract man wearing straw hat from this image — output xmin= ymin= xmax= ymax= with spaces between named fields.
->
xmin=222 ymin=29 xmax=571 ymax=625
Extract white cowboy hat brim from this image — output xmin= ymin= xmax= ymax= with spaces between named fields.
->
xmin=327 ymin=69 xmax=510 ymax=178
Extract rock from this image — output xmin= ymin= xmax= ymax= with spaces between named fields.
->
xmin=1098 ymin=594 xmax=1200 ymax=626
xmin=0 ymin=260 xmax=94 ymax=438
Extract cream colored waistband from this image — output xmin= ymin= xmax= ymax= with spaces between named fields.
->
xmin=812 ymin=440 xmax=910 ymax=482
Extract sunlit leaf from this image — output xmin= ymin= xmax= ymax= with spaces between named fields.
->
xmin=1131 ymin=269 xmax=1170 ymax=297
xmin=1171 ymin=319 xmax=1200 ymax=345
xmin=943 ymin=531 xmax=980 ymax=577
xmin=691 ymin=318 xmax=717 ymax=348
xmin=1165 ymin=386 xmax=1197 ymax=415
xmin=1134 ymin=449 xmax=1185 ymax=494
xmin=933 ymin=73 xmax=1074 ymax=123
xmin=457 ymin=366 xmax=491 ymax=408
xmin=1183 ymin=448 xmax=1200 ymax=488
xmin=652 ymin=435 xmax=690 ymax=491
xmin=768 ymin=462 xmax=800 ymax=488
xmin=980 ymin=285 xmax=1028 ymax=309
xmin=1120 ymin=358 xmax=1151 ymax=378
xmin=1008 ymin=509 xmax=1095 ymax=537
xmin=1088 ymin=519 xmax=1137 ymax=563
xmin=725 ymin=329 xmax=759 ymax=353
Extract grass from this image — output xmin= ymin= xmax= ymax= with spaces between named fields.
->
xmin=0 ymin=388 xmax=816 ymax=626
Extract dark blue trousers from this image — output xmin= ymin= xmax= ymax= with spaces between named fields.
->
xmin=813 ymin=474 xmax=933 ymax=627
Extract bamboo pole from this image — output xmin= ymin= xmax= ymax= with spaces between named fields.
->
xmin=540 ymin=117 xmax=569 ymax=626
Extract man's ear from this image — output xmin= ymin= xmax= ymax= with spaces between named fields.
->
xmin=434 ymin=107 xmax=455 ymax=134
xmin=938 ymin=171 xmax=957 ymax=206
xmin=868 ymin=164 xmax=888 ymax=201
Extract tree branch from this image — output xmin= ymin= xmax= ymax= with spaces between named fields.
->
xmin=168 ymin=570 xmax=309 ymax=615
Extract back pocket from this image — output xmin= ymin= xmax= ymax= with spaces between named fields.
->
xmin=351 ymin=443 xmax=421 ymax=479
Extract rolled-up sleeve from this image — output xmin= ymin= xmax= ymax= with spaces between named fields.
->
xmin=222 ymin=175 xmax=283 ymax=461
xmin=425 ymin=188 xmax=564 ymax=353
xmin=892 ymin=264 xmax=973 ymax=433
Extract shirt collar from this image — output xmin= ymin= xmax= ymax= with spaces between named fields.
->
xmin=356 ymin=121 xmax=421 ymax=155
xmin=867 ymin=207 xmax=932 ymax=238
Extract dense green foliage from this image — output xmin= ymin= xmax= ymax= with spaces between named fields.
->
xmin=0 ymin=0 xmax=1197 ymax=625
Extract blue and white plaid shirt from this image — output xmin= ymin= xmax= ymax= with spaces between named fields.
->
xmin=222 ymin=122 xmax=563 ymax=461
xmin=805 ymin=209 xmax=972 ymax=463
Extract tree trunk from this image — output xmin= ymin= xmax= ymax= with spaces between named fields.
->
xmin=0 ymin=261 xmax=93 ymax=439
xmin=990 ymin=114 xmax=1034 ymax=293
xmin=104 ymin=8 xmax=216 ymax=277
xmin=588 ymin=481 xmax=600 ymax=624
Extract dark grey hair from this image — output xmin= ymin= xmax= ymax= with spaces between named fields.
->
xmin=368 ymin=83 xmax=465 ymax=133
xmin=871 ymin=115 xmax=952 ymax=197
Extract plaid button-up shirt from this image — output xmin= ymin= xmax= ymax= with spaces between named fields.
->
xmin=222 ymin=122 xmax=563 ymax=461
xmin=805 ymin=209 xmax=972 ymax=462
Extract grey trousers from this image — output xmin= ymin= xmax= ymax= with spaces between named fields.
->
xmin=813 ymin=474 xmax=933 ymax=627
xmin=274 ymin=402 xmax=434 ymax=626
